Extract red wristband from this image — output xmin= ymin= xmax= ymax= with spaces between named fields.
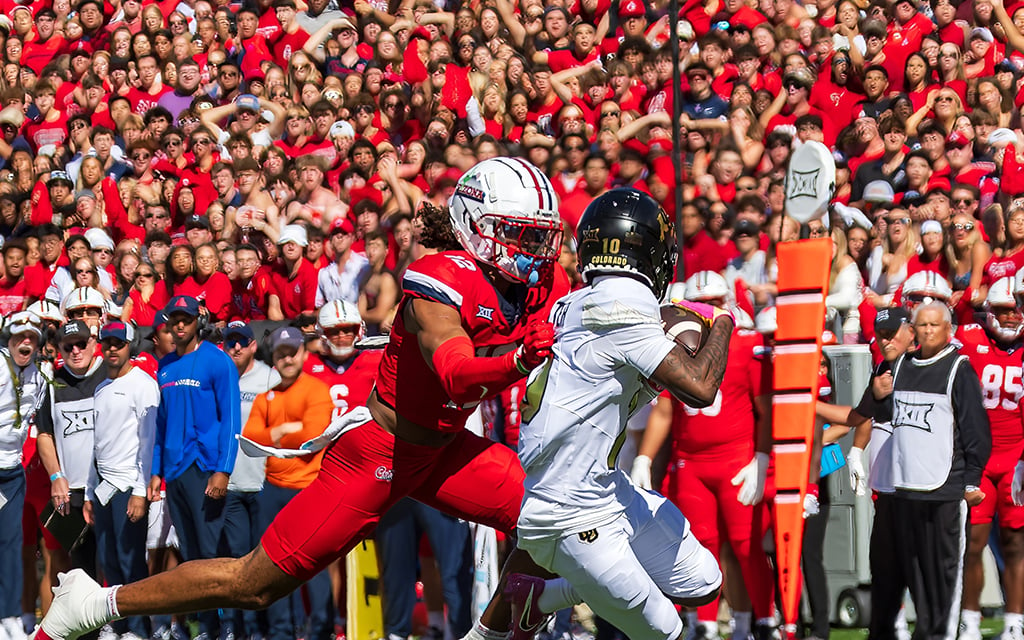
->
xmin=806 ymin=483 xmax=819 ymax=498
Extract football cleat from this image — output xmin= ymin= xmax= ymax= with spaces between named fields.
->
xmin=504 ymin=574 xmax=551 ymax=640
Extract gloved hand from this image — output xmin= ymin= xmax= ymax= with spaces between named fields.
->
xmin=630 ymin=455 xmax=653 ymax=490
xmin=515 ymin=321 xmax=555 ymax=372
xmin=731 ymin=452 xmax=769 ymax=505
xmin=803 ymin=484 xmax=820 ymax=519
xmin=676 ymin=300 xmax=735 ymax=325
xmin=1013 ymin=461 xmax=1024 ymax=506
xmin=848 ymin=446 xmax=868 ymax=496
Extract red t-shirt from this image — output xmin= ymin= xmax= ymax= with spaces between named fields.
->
xmin=270 ymin=260 xmax=318 ymax=318
xmin=177 ymin=272 xmax=232 ymax=322
xmin=667 ymin=329 xmax=766 ymax=459
xmin=229 ymin=268 xmax=273 ymax=321
xmin=0 ymin=276 xmax=28 ymax=315
xmin=127 ymin=85 xmax=172 ymax=115
xmin=682 ymin=231 xmax=728 ymax=279
xmin=24 ymin=118 xmax=67 ymax=152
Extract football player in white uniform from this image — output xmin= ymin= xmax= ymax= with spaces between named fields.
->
xmin=506 ymin=189 xmax=734 ymax=640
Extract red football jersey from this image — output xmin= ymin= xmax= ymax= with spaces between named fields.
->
xmin=669 ymin=329 xmax=767 ymax=459
xmin=303 ymin=350 xmax=383 ymax=421
xmin=375 ymin=250 xmax=570 ymax=433
xmin=956 ymin=323 xmax=1024 ymax=452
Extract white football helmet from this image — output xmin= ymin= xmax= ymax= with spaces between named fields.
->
xmin=665 ymin=281 xmax=687 ymax=304
xmin=683 ymin=271 xmax=730 ymax=302
xmin=448 ymin=157 xmax=563 ymax=285
xmin=755 ymin=306 xmax=777 ymax=334
xmin=60 ymin=286 xmax=106 ymax=316
xmin=985 ymin=276 xmax=1024 ymax=342
xmin=318 ymin=300 xmax=364 ymax=360
xmin=901 ymin=271 xmax=952 ymax=307
xmin=27 ymin=299 xmax=64 ymax=324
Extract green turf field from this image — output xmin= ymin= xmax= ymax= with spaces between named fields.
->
xmin=828 ymin=617 xmax=1005 ymax=639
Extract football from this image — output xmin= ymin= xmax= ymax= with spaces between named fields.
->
xmin=660 ymin=303 xmax=711 ymax=356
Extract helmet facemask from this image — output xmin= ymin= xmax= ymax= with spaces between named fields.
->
xmin=320 ymin=323 xmax=364 ymax=360
xmin=473 ymin=212 xmax=562 ymax=285
xmin=986 ymin=305 xmax=1024 ymax=343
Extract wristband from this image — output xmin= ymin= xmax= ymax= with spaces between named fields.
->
xmin=514 ymin=347 xmax=532 ymax=375
xmin=966 ymin=485 xmax=981 ymax=493
xmin=50 ymin=471 xmax=65 ymax=482
xmin=806 ymin=483 xmax=819 ymax=498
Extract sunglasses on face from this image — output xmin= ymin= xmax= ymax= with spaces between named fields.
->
xmin=886 ymin=217 xmax=911 ymax=226
xmin=953 ymin=223 xmax=974 ymax=231
xmin=224 ymin=337 xmax=252 ymax=349
xmin=101 ymin=339 xmax=128 ymax=350
xmin=134 ymin=271 xmax=154 ymax=279
xmin=61 ymin=340 xmax=91 ymax=352
xmin=953 ymin=198 xmax=975 ymax=205
xmin=876 ymin=329 xmax=901 ymax=341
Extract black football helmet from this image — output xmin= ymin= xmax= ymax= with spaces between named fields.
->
xmin=576 ymin=188 xmax=677 ymax=298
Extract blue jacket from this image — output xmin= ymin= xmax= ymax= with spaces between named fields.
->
xmin=154 ymin=341 xmax=241 ymax=482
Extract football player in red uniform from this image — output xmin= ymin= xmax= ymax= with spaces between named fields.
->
xmin=955 ymin=277 xmax=1024 ymax=640
xmin=303 ymin=300 xmax=382 ymax=422
xmin=31 ymin=158 xmax=571 ymax=640
xmin=633 ymin=271 xmax=776 ymax=640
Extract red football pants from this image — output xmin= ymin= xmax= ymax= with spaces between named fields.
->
xmin=666 ymin=452 xmax=775 ymax=620
xmin=262 ymin=419 xmax=524 ymax=581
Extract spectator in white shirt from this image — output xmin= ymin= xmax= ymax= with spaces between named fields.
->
xmin=85 ymin=321 xmax=159 ymax=640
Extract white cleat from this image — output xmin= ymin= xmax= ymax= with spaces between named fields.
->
xmin=3 ymin=618 xmax=28 ymax=640
xmin=34 ymin=570 xmax=117 ymax=640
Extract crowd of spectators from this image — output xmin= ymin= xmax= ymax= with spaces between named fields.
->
xmin=1 ymin=0 xmax=1024 ymax=637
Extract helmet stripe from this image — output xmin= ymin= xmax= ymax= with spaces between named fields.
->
xmin=507 ymin=155 xmax=548 ymax=210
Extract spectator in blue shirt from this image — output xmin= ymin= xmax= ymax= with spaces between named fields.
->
xmin=150 ymin=295 xmax=241 ymax=640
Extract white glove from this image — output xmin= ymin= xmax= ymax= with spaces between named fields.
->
xmin=1013 ymin=461 xmax=1024 ymax=507
xmin=848 ymin=446 xmax=868 ymax=496
xmin=300 ymin=406 xmax=373 ymax=452
xmin=803 ymin=493 xmax=820 ymax=519
xmin=631 ymin=455 xmax=653 ymax=490
xmin=731 ymin=452 xmax=769 ymax=505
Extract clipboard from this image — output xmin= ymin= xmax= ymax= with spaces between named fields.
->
xmin=41 ymin=497 xmax=90 ymax=552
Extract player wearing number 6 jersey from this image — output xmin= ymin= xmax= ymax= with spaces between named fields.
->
xmin=302 ymin=301 xmax=382 ymax=422
xmin=634 ymin=270 xmax=776 ymax=640
xmin=29 ymin=158 xmax=570 ymax=640
xmin=955 ymin=277 xmax=1024 ymax=640
xmin=508 ymin=189 xmax=733 ymax=640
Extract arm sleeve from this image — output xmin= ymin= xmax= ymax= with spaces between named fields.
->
xmin=466 ymin=97 xmax=486 ymax=138
xmin=134 ymin=379 xmax=161 ymax=497
xmin=953 ymin=359 xmax=992 ymax=487
xmin=1002 ymin=148 xmax=1024 ymax=196
xmin=214 ymin=352 xmax=242 ymax=474
xmin=315 ymin=270 xmax=327 ymax=308
xmin=402 ymin=32 xmax=429 ymax=84
xmin=35 ymin=385 xmax=53 ymax=436
xmin=825 ymin=262 xmax=863 ymax=312
xmin=152 ymin=386 xmax=166 ymax=478
xmin=432 ymin=336 xmax=524 ymax=406
xmin=241 ymin=392 xmax=271 ymax=444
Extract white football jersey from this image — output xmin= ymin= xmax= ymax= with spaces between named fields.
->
xmin=517 ymin=275 xmax=676 ymax=541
